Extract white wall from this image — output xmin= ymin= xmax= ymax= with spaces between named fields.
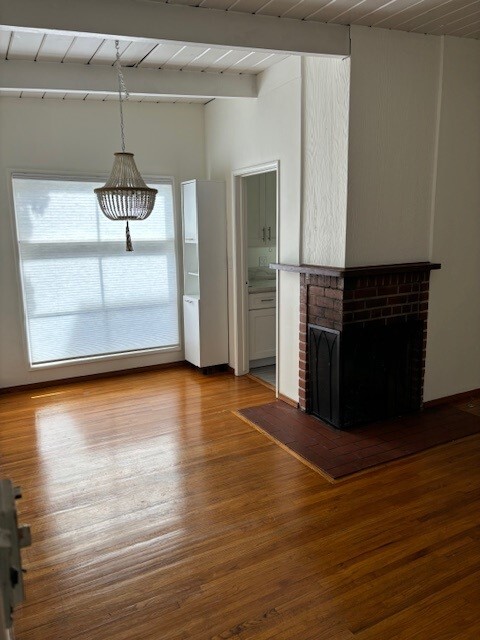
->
xmin=424 ymin=36 xmax=480 ymax=401
xmin=205 ymin=57 xmax=302 ymax=402
xmin=248 ymin=247 xmax=276 ymax=269
xmin=342 ymin=27 xmax=480 ymax=402
xmin=301 ymin=56 xmax=350 ymax=267
xmin=0 ymin=98 xmax=206 ymax=388
xmin=346 ymin=26 xmax=442 ymax=267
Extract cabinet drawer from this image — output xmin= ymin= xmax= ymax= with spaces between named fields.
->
xmin=249 ymin=292 xmax=276 ymax=310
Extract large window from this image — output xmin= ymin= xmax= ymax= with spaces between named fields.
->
xmin=12 ymin=175 xmax=179 ymax=366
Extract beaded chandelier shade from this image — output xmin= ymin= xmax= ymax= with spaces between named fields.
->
xmin=94 ymin=40 xmax=157 ymax=251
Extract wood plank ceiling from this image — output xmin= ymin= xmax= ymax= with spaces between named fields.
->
xmin=167 ymin=0 xmax=480 ymax=39
xmin=2 ymin=1 xmax=480 ymax=103
xmin=0 ymin=29 xmax=288 ymax=103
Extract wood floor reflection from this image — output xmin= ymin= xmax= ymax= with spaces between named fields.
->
xmin=1 ymin=365 xmax=479 ymax=639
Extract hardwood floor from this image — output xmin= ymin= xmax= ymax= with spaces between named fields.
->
xmin=1 ymin=365 xmax=479 ymax=639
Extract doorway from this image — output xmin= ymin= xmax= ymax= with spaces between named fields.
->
xmin=232 ymin=162 xmax=279 ymax=392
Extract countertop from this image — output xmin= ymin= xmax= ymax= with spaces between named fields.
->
xmin=248 ymin=279 xmax=276 ymax=293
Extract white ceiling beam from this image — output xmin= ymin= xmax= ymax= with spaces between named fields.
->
xmin=0 ymin=59 xmax=258 ymax=99
xmin=0 ymin=0 xmax=350 ymax=57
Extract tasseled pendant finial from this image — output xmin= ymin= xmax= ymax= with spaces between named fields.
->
xmin=126 ymin=220 xmax=133 ymax=252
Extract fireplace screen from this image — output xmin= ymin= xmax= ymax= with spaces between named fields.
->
xmin=308 ymin=320 xmax=424 ymax=429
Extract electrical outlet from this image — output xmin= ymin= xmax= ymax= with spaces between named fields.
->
xmin=259 ymin=255 xmax=269 ymax=267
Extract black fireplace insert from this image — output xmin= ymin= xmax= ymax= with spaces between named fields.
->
xmin=307 ymin=320 xmax=424 ymax=429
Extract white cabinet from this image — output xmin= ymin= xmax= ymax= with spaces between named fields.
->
xmin=245 ymin=172 xmax=276 ymax=248
xmin=248 ymin=291 xmax=276 ymax=362
xmin=246 ymin=174 xmax=263 ymax=247
xmin=264 ymin=171 xmax=276 ymax=245
xmin=249 ymin=308 xmax=276 ymax=361
xmin=183 ymin=296 xmax=200 ymax=367
xmin=181 ymin=180 xmax=228 ymax=368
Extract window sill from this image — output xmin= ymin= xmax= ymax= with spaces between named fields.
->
xmin=29 ymin=345 xmax=182 ymax=370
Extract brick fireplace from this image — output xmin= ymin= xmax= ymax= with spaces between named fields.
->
xmin=272 ymin=262 xmax=441 ymax=428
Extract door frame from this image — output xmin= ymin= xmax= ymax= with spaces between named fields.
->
xmin=231 ymin=161 xmax=280 ymax=384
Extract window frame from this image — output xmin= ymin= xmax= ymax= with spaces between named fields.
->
xmin=10 ymin=171 xmax=183 ymax=370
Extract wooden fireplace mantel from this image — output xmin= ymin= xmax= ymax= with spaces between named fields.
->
xmin=270 ymin=261 xmax=441 ymax=278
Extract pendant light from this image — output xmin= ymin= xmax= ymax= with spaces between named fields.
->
xmin=95 ymin=40 xmax=157 ymax=251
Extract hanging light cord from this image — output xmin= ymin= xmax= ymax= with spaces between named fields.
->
xmin=114 ymin=40 xmax=129 ymax=152
xmin=114 ymin=40 xmax=134 ymax=250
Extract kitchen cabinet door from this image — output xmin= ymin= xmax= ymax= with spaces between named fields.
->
xmin=246 ymin=172 xmax=276 ymax=248
xmin=249 ymin=307 xmax=276 ymax=361
xmin=264 ymin=171 xmax=276 ymax=246
xmin=246 ymin=174 xmax=264 ymax=247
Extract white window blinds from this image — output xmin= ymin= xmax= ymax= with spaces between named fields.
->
xmin=12 ymin=176 xmax=179 ymax=366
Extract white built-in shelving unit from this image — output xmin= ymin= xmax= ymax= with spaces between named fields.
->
xmin=181 ymin=179 xmax=228 ymax=368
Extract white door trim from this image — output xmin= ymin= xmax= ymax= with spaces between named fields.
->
xmin=231 ymin=161 xmax=280 ymax=388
